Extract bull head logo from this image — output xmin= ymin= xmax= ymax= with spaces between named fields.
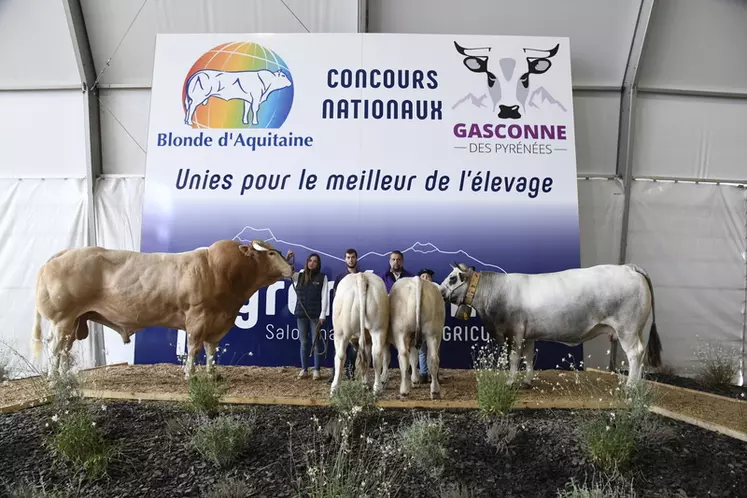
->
xmin=453 ymin=40 xmax=561 ymax=120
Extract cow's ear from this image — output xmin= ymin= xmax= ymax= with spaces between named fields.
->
xmin=238 ymin=244 xmax=251 ymax=256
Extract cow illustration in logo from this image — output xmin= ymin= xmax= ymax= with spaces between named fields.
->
xmin=452 ymin=40 xmax=566 ymax=120
xmin=182 ymin=42 xmax=294 ymax=129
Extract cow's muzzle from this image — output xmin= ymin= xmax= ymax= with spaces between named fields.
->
xmin=498 ymin=105 xmax=521 ymax=120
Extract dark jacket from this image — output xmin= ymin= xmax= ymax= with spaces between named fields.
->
xmin=293 ymin=269 xmax=329 ymax=320
xmin=380 ymin=268 xmax=415 ymax=293
xmin=332 ymin=268 xmax=361 ymax=301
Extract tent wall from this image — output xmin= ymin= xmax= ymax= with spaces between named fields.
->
xmin=0 ymin=0 xmax=94 ymax=376
xmin=80 ymin=0 xmax=362 ymax=365
xmin=2 ymin=0 xmax=745 ymax=383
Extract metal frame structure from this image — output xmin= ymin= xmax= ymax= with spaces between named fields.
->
xmin=42 ymin=0 xmax=744 ymax=381
xmin=358 ymin=0 xmax=368 ymax=33
xmin=62 ymin=0 xmax=106 ymax=368
xmin=611 ymin=0 xmax=656 ymax=370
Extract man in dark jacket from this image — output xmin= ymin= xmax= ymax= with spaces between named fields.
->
xmin=380 ymin=250 xmax=414 ymax=293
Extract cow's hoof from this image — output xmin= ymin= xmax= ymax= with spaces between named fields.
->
xmin=430 ymin=391 xmax=441 ymax=400
xmin=398 ymin=392 xmax=409 ymax=400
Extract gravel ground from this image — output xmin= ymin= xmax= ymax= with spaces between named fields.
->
xmin=644 ymin=371 xmax=747 ymax=401
xmin=1 ymin=400 xmax=746 ymax=498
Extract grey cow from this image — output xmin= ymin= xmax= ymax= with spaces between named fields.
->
xmin=438 ymin=263 xmax=663 ymax=388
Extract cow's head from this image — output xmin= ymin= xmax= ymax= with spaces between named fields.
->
xmin=271 ymin=70 xmax=292 ymax=91
xmin=454 ymin=40 xmax=560 ymax=120
xmin=438 ymin=262 xmax=474 ymax=305
xmin=238 ymin=239 xmax=295 ymax=282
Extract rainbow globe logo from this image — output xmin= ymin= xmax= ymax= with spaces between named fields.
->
xmin=182 ymin=41 xmax=294 ymax=129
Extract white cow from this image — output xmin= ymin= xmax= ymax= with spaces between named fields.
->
xmin=330 ymin=272 xmax=389 ymax=396
xmin=383 ymin=276 xmax=446 ymax=400
xmin=438 ymin=263 xmax=663 ymax=388
xmin=183 ymin=69 xmax=292 ymax=126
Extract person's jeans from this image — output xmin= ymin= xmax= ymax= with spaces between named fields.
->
xmin=418 ymin=341 xmax=428 ymax=377
xmin=298 ymin=318 xmax=323 ymax=371
xmin=344 ymin=343 xmax=357 ymax=378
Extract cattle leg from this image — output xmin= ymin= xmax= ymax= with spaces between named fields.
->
xmin=522 ymin=339 xmax=536 ymax=388
xmin=617 ymin=322 xmax=646 ymax=387
xmin=46 ymin=322 xmax=61 ymax=378
xmin=507 ymin=336 xmax=525 ymax=386
xmin=183 ymin=333 xmax=205 ymax=380
xmin=53 ymin=318 xmax=77 ymax=377
xmin=625 ymin=352 xmax=643 ymax=388
xmin=380 ymin=344 xmax=391 ymax=385
xmin=371 ymin=335 xmax=386 ymax=396
xmin=426 ymin=334 xmax=442 ymax=399
xmin=361 ymin=341 xmax=372 ymax=386
xmin=203 ymin=341 xmax=219 ymax=376
xmin=330 ymin=336 xmax=348 ymax=395
xmin=397 ymin=347 xmax=411 ymax=398
xmin=623 ymin=342 xmax=645 ymax=387
xmin=250 ymin=100 xmax=260 ymax=126
xmin=408 ymin=345 xmax=419 ymax=387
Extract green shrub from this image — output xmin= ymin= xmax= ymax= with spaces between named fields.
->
xmin=290 ymin=414 xmax=411 ymax=498
xmin=202 ymin=476 xmax=252 ymax=498
xmin=190 ymin=413 xmax=254 ymax=468
xmin=486 ymin=415 xmax=518 ymax=455
xmin=579 ymin=413 xmax=637 ymax=473
xmin=49 ymin=407 xmax=113 ymax=479
xmin=187 ymin=371 xmax=228 ymax=415
xmin=399 ymin=413 xmax=450 ymax=479
xmin=693 ymin=340 xmax=740 ymax=390
xmin=438 ymin=482 xmax=476 ymax=498
xmin=556 ymin=471 xmax=636 ymax=498
xmin=579 ymin=379 xmax=660 ymax=473
xmin=328 ymin=379 xmax=377 ymax=418
xmin=472 ymin=343 xmax=521 ymax=416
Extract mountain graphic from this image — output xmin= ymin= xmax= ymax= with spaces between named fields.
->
xmin=452 ymin=93 xmax=489 ymax=110
xmin=233 ymin=226 xmax=507 ymax=273
xmin=527 ymin=86 xmax=567 ymax=112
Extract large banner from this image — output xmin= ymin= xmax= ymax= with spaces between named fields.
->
xmin=137 ymin=33 xmax=582 ymax=370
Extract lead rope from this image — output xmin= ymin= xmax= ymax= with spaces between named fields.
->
xmin=286 ymin=254 xmax=328 ymax=358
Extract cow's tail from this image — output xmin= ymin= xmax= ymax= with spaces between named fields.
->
xmin=354 ymin=273 xmax=369 ymax=377
xmin=31 ymin=307 xmax=43 ymax=358
xmin=414 ymin=276 xmax=423 ymax=349
xmin=628 ymin=263 xmax=662 ymax=368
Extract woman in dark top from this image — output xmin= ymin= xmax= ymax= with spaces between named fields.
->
xmin=287 ymin=251 xmax=329 ymax=380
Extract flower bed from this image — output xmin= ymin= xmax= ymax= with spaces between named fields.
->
xmin=1 ymin=399 xmax=745 ymax=497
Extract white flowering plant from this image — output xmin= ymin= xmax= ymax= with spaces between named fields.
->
xmin=289 ymin=410 xmax=413 ymax=498
xmin=471 ymin=341 xmax=522 ymax=417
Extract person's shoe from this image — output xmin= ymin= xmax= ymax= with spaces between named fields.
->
xmin=298 ymin=369 xmax=308 ymax=379
xmin=312 ymin=369 xmax=321 ymax=381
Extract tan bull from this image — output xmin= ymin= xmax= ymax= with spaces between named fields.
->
xmin=31 ymin=239 xmax=294 ymax=377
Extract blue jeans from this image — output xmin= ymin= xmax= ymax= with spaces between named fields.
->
xmin=298 ymin=318 xmax=323 ymax=371
xmin=419 ymin=341 xmax=428 ymax=376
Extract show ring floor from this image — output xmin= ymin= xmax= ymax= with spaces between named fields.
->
xmin=2 ymin=363 xmax=745 ymax=441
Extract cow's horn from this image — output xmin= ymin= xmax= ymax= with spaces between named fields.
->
xmin=251 ymin=239 xmax=268 ymax=252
